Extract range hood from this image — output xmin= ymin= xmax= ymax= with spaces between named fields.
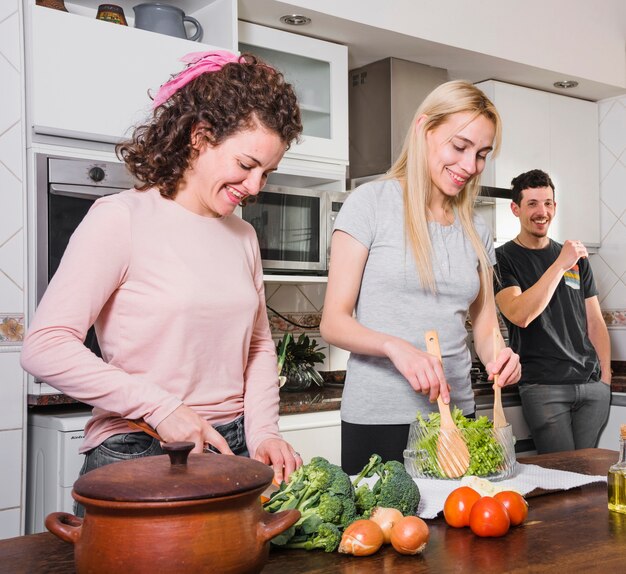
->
xmin=348 ymin=57 xmax=512 ymax=200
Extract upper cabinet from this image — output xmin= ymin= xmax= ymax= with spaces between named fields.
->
xmin=25 ymin=0 xmax=237 ymax=144
xmin=476 ymin=80 xmax=600 ymax=247
xmin=238 ymin=21 xmax=349 ymax=166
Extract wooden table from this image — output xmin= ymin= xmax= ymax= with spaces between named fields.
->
xmin=2 ymin=449 xmax=624 ymax=573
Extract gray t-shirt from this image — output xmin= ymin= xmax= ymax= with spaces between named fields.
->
xmin=334 ymin=179 xmax=496 ymax=424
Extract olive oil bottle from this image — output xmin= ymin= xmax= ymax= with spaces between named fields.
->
xmin=608 ymin=424 xmax=626 ymax=514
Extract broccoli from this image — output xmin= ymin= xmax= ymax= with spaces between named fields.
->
xmin=354 ymin=484 xmax=377 ymax=518
xmin=283 ymin=523 xmax=341 ymax=553
xmin=328 ymin=465 xmax=355 ymax=498
xmin=351 ymin=455 xmax=421 ymax=517
xmin=338 ymin=496 xmax=358 ymax=528
xmin=263 ymin=468 xmax=307 ymax=512
xmin=373 ymin=460 xmax=421 ymax=516
xmin=295 ymin=492 xmax=343 ymax=534
xmin=264 ymin=456 xmax=360 ymax=550
xmin=351 ymin=453 xmax=382 ymax=487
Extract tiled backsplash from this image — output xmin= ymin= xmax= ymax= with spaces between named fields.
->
xmin=0 ymin=314 xmax=23 ymax=344
xmin=266 ymin=282 xmax=349 ymax=371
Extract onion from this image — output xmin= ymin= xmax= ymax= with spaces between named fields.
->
xmin=338 ymin=519 xmax=384 ymax=556
xmin=390 ymin=516 xmax=430 ymax=555
xmin=369 ymin=507 xmax=404 ymax=544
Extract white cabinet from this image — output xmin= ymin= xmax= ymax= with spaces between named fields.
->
xmin=25 ymin=1 xmax=236 ymax=144
xmin=278 ymin=410 xmax=341 ymax=466
xmin=476 ymin=81 xmax=600 ymax=246
xmin=238 ymin=21 xmax=348 ymax=165
xmin=26 ymin=410 xmax=92 ymax=534
xmin=0 ymin=350 xmax=25 ymax=540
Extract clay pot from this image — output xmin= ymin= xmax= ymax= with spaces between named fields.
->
xmin=45 ymin=442 xmax=299 ymax=573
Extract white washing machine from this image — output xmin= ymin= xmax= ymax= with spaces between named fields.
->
xmin=26 ymin=409 xmax=92 ymax=534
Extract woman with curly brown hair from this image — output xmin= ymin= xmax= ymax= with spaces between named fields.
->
xmin=21 ymin=51 xmax=304 ymax=493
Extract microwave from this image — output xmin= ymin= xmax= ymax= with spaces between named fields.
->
xmin=237 ymin=185 xmax=347 ymax=274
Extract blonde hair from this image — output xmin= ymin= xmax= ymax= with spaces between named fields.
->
xmin=386 ymin=80 xmax=502 ymax=295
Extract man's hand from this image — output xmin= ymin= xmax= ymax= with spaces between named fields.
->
xmin=557 ymin=239 xmax=588 ymax=271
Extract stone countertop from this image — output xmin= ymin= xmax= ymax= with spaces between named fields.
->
xmin=279 ymin=385 xmax=343 ymax=415
xmin=27 ymin=363 xmax=626 ymax=411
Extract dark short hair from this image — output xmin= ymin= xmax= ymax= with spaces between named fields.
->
xmin=510 ymin=169 xmax=555 ymax=205
xmin=116 ymin=53 xmax=302 ymax=198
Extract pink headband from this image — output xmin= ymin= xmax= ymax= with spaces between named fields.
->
xmin=152 ymin=50 xmax=243 ymax=109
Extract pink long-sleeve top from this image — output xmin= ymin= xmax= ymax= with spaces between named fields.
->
xmin=21 ymin=187 xmax=281 ymax=455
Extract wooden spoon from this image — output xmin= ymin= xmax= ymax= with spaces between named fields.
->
xmin=127 ymin=419 xmax=163 ymax=441
xmin=492 ymin=327 xmax=508 ymax=429
xmin=424 ymin=330 xmax=470 ymax=478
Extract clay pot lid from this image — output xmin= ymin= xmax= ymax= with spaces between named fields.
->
xmin=73 ymin=442 xmax=274 ymax=502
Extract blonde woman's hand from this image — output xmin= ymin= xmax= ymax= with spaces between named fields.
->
xmin=382 ymin=338 xmax=451 ymax=404
xmin=156 ymin=404 xmax=233 ymax=455
xmin=255 ymin=438 xmax=303 ymax=484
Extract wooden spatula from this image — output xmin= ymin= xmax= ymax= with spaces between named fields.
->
xmin=492 ymin=327 xmax=507 ymax=429
xmin=424 ymin=330 xmax=470 ymax=478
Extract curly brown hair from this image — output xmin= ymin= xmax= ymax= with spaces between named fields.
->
xmin=116 ymin=53 xmax=302 ymax=198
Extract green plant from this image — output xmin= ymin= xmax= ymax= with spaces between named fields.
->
xmin=276 ymin=333 xmax=326 ymax=388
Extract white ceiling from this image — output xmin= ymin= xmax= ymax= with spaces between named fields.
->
xmin=238 ymin=0 xmax=626 ymax=102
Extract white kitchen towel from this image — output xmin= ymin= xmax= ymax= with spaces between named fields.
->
xmin=352 ymin=463 xmax=607 ymax=519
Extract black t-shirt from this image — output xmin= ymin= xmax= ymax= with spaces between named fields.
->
xmin=495 ymin=239 xmax=600 ymax=385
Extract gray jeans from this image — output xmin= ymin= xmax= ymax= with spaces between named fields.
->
xmin=74 ymin=415 xmax=248 ymax=517
xmin=519 ymin=380 xmax=611 ymax=454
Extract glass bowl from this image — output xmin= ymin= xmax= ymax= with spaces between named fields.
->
xmin=403 ymin=421 xmax=517 ymax=481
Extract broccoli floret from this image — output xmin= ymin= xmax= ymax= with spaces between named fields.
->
xmin=295 ymin=491 xmax=343 ymax=533
xmin=328 ymin=464 xmax=354 ymax=498
xmin=354 ymin=484 xmax=377 ymax=518
xmin=338 ymin=496 xmax=358 ymax=528
xmin=284 ymin=523 xmax=341 ymax=553
xmin=296 ymin=458 xmax=335 ymax=510
xmin=373 ymin=460 xmax=421 ymax=516
xmin=351 ymin=454 xmax=382 ymax=487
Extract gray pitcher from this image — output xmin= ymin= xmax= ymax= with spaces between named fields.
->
xmin=133 ymin=3 xmax=203 ymax=42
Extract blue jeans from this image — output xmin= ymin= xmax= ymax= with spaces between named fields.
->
xmin=519 ymin=380 xmax=611 ymax=454
xmin=74 ymin=415 xmax=248 ymax=517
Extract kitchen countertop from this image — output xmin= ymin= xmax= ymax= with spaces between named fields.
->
xmin=1 ymin=448 xmax=621 ymax=573
xmin=27 ymin=361 xmax=626 ymax=411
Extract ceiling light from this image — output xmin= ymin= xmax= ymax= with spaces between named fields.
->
xmin=553 ymin=80 xmax=579 ymax=89
xmin=280 ymin=14 xmax=311 ymax=26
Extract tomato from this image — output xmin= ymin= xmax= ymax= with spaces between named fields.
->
xmin=444 ymin=486 xmax=482 ymax=528
xmin=494 ymin=491 xmax=529 ymax=526
xmin=468 ymin=496 xmax=510 ymax=537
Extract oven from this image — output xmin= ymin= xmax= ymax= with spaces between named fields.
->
xmin=29 ymin=153 xmax=135 ymax=394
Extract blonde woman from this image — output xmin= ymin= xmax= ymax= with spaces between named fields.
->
xmin=320 ymin=81 xmax=521 ymax=473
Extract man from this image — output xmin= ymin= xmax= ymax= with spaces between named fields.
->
xmin=494 ymin=169 xmax=611 ymax=454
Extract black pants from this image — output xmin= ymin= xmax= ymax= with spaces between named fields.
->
xmin=341 ymin=412 xmax=477 ymax=475
xmin=341 ymin=420 xmax=411 ymax=475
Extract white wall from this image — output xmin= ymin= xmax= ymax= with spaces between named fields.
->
xmin=590 ymin=95 xmax=626 ymax=360
xmin=0 ymin=0 xmax=26 ymax=540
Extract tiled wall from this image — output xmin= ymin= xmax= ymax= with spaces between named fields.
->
xmin=590 ymin=96 xmax=626 ymax=359
xmin=0 ymin=0 xmax=25 ymax=539
xmin=266 ymin=282 xmax=349 ymax=372
xmin=0 ymin=0 xmax=24 ymax=322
